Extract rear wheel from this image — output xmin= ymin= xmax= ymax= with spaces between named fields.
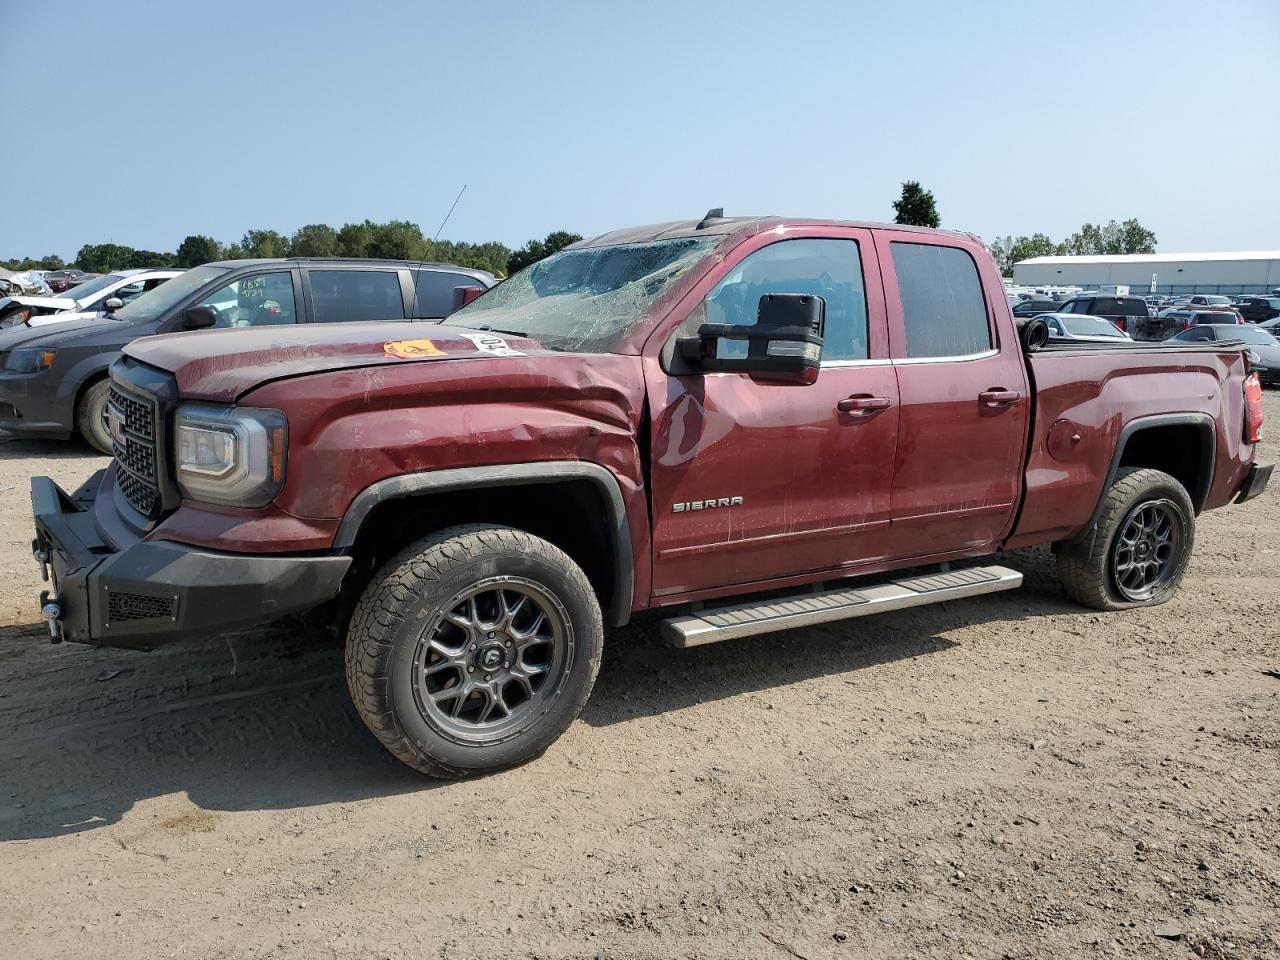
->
xmin=345 ymin=524 xmax=603 ymax=778
xmin=1057 ymin=467 xmax=1195 ymax=610
xmin=76 ymin=379 xmax=113 ymax=455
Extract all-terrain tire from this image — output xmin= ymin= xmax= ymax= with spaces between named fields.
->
xmin=1057 ymin=467 xmax=1195 ymax=611
xmin=345 ymin=524 xmax=603 ymax=778
xmin=76 ymin=379 xmax=113 ymax=454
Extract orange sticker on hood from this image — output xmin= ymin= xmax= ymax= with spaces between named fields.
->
xmin=384 ymin=338 xmax=446 ymax=360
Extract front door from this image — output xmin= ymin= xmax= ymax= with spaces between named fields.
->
xmin=646 ymin=231 xmax=900 ymax=598
xmin=876 ymin=233 xmax=1030 ymax=559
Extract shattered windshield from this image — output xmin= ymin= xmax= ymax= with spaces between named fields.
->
xmin=446 ymin=236 xmax=724 ymax=352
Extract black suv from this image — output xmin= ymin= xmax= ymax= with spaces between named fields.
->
xmin=1237 ymin=296 xmax=1280 ymax=324
xmin=1056 ymin=294 xmax=1152 ymax=337
xmin=0 ymin=258 xmax=495 ymax=452
xmin=1011 ymin=298 xmax=1059 ymax=319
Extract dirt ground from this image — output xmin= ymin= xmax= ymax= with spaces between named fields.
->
xmin=1 ymin=400 xmax=1277 ymax=960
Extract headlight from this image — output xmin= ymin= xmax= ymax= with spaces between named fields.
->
xmin=174 ymin=403 xmax=287 ymax=507
xmin=3 ymin=347 xmax=56 ymax=372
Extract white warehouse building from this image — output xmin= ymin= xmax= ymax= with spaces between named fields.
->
xmin=1013 ymin=251 xmax=1280 ymax=295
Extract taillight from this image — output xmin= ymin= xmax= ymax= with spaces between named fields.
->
xmin=1244 ymin=372 xmax=1264 ymax=443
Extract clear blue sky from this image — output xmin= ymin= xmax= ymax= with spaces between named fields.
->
xmin=2 ymin=0 xmax=1277 ymax=261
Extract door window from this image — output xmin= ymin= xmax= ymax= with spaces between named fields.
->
xmin=702 ymin=238 xmax=868 ymax=361
xmin=414 ymin=269 xmax=484 ymax=317
xmin=890 ymin=242 xmax=991 ymax=357
xmin=195 ymin=272 xmax=297 ymax=327
xmin=309 ymin=270 xmax=404 ymax=323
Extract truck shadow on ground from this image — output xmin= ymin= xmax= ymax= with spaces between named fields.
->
xmin=0 ymin=437 xmax=106 ymax=460
xmin=0 ymin=552 xmax=1070 ymax=842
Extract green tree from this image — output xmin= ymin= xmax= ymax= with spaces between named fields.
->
xmin=126 ymin=249 xmax=178 ymax=269
xmin=38 ymin=254 xmax=66 ymax=270
xmin=892 ymin=181 xmax=940 ymax=228
xmin=175 ymin=235 xmax=222 ymax=267
xmin=367 ymin=220 xmax=429 ymax=260
xmin=290 ymin=223 xmax=340 ymax=258
xmin=242 ymin=229 xmax=289 ymax=258
xmin=1063 ymin=219 xmax=1156 ymax=256
xmin=507 ymin=230 xmax=583 ymax=274
xmin=76 ymin=243 xmax=139 ymax=272
xmin=337 ymin=221 xmax=374 ymax=258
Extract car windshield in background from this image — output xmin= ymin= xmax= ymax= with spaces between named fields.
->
xmin=113 ymin=265 xmax=227 ymax=323
xmin=1201 ymin=296 xmax=1232 ymax=305
xmin=1062 ymin=316 xmax=1125 ymax=337
xmin=446 ymin=236 xmax=724 ymax=352
xmin=66 ymin=273 xmax=125 ymax=304
xmin=1219 ymin=325 xmax=1276 ymax=345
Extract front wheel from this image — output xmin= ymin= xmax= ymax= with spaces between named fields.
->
xmin=76 ymin=379 xmax=113 ymax=455
xmin=345 ymin=524 xmax=603 ymax=778
xmin=1057 ymin=467 xmax=1195 ymax=611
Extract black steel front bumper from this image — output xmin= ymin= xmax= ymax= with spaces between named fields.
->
xmin=30 ymin=472 xmax=351 ymax=650
xmin=1236 ymin=462 xmax=1273 ymax=504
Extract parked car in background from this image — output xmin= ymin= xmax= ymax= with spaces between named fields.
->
xmin=1055 ymin=294 xmax=1151 ymax=336
xmin=1140 ymin=307 xmax=1245 ymax=341
xmin=1039 ymin=313 xmax=1134 ymax=342
xmin=0 ymin=268 xmax=182 ymax=327
xmin=1168 ymin=323 xmax=1280 ymax=385
xmin=1012 ymin=298 xmax=1058 ymax=319
xmin=1189 ymin=295 xmax=1235 ymax=309
xmin=43 ymin=269 xmax=96 ymax=293
xmin=0 ymin=269 xmax=53 ymax=297
xmin=1237 ymin=296 xmax=1280 ymax=324
xmin=0 ymin=257 xmax=495 ymax=452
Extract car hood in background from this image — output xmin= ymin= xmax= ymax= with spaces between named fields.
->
xmin=0 ymin=315 xmax=122 ymax=350
xmin=0 ymin=295 xmax=78 ymax=312
xmin=124 ymin=321 xmax=553 ymax=401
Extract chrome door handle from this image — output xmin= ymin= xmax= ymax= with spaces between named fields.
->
xmin=837 ymin=395 xmax=892 ymax=414
xmin=979 ymin=389 xmax=1021 ymax=407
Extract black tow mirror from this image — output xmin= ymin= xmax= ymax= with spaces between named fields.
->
xmin=678 ymin=293 xmax=825 ymax=384
xmin=182 ymin=305 xmax=217 ymax=330
xmin=102 ymin=297 xmax=124 ymax=312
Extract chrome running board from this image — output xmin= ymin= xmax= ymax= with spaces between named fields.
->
xmin=659 ymin=565 xmax=1023 ymax=648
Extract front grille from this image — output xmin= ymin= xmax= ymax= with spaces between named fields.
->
xmin=110 ymin=383 xmax=160 ymax=517
xmin=106 ymin=591 xmax=175 ymax=623
xmin=110 ymin=385 xmax=155 ymax=440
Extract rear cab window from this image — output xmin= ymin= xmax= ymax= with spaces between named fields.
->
xmin=889 ymin=242 xmax=992 ymax=358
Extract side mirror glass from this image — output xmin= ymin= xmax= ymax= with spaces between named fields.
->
xmin=182 ymin=305 xmax=217 ymax=330
xmin=677 ymin=293 xmax=825 ymax=384
xmin=450 ymin=285 xmax=485 ymax=313
xmin=102 ymin=297 xmax=124 ymax=312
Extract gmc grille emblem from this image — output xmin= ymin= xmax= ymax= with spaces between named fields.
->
xmin=673 ymin=496 xmax=743 ymax=513
xmin=106 ymin=405 xmax=127 ymax=447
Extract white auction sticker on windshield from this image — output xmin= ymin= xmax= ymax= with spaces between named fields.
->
xmin=461 ymin=332 xmax=523 ymax=357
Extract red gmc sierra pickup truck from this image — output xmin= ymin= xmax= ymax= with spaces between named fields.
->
xmin=31 ymin=213 xmax=1272 ymax=777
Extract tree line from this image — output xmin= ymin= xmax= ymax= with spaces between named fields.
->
xmin=887 ymin=181 xmax=1158 ymax=278
xmin=2 ymin=221 xmax=585 ymax=279
xmin=988 ymin=220 xmax=1158 ymax=277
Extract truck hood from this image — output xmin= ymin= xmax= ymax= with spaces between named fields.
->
xmin=124 ymin=321 xmax=551 ymax=401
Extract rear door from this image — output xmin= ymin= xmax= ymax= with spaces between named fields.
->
xmin=303 ymin=267 xmax=408 ymax=324
xmin=646 ymin=229 xmax=900 ymax=598
xmin=877 ymin=233 xmax=1030 ymax=559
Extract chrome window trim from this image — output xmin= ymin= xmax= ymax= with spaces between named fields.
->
xmin=892 ymin=348 xmax=999 ymax=365
xmin=821 ymin=357 xmax=891 ymax=369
